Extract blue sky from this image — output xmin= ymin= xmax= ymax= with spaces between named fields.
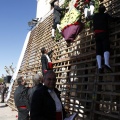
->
xmin=0 ymin=0 xmax=37 ymax=77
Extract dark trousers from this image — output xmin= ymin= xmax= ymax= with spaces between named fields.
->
xmin=52 ymin=16 xmax=60 ymax=29
xmin=18 ymin=108 xmax=29 ymax=120
xmin=95 ymin=32 xmax=110 ymax=55
xmin=1 ymin=88 xmax=7 ymax=102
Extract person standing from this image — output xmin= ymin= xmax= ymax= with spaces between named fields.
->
xmin=30 ymin=70 xmax=67 ymax=120
xmin=14 ymin=77 xmax=29 ymax=120
xmin=0 ymin=83 xmax=2 ymax=94
xmin=41 ymin=47 xmax=53 ymax=75
xmin=28 ymin=73 xmax=43 ymax=108
xmin=93 ymin=4 xmax=119 ymax=73
xmin=1 ymin=82 xmax=7 ymax=103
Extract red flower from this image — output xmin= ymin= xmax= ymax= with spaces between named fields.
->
xmin=74 ymin=0 xmax=80 ymax=8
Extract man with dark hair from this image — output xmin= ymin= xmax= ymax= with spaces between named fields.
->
xmin=93 ymin=4 xmax=120 ymax=73
xmin=30 ymin=70 xmax=67 ymax=120
xmin=41 ymin=47 xmax=53 ymax=75
xmin=14 ymin=77 xmax=29 ymax=120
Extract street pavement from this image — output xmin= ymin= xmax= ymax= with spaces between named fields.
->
xmin=0 ymin=97 xmax=17 ymax=120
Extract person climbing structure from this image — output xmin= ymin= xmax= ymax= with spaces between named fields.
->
xmin=52 ymin=1 xmax=68 ymax=38
xmin=92 ymin=4 xmax=120 ymax=73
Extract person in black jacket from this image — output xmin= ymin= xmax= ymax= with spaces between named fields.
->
xmin=41 ymin=47 xmax=53 ymax=76
xmin=52 ymin=1 xmax=68 ymax=38
xmin=0 ymin=82 xmax=7 ymax=103
xmin=30 ymin=70 xmax=67 ymax=120
xmin=93 ymin=4 xmax=120 ymax=73
xmin=14 ymin=77 xmax=29 ymax=120
xmin=28 ymin=73 xmax=43 ymax=109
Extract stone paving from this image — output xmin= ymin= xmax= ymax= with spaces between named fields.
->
xmin=0 ymin=97 xmax=18 ymax=120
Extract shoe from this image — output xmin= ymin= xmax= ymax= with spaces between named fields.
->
xmin=98 ymin=68 xmax=103 ymax=74
xmin=59 ymin=31 xmax=62 ymax=34
xmin=67 ymin=43 xmax=70 ymax=47
xmin=51 ymin=36 xmax=54 ymax=39
xmin=66 ymin=41 xmax=71 ymax=47
xmin=5 ymin=104 xmax=8 ymax=107
xmin=1 ymin=101 xmax=4 ymax=103
xmin=104 ymin=64 xmax=113 ymax=73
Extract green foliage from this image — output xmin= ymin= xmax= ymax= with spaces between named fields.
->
xmin=85 ymin=21 xmax=91 ymax=28
xmin=94 ymin=0 xmax=99 ymax=13
xmin=61 ymin=0 xmax=71 ymax=8
xmin=0 ymin=78 xmax=4 ymax=83
xmin=61 ymin=0 xmax=71 ymax=18
xmin=55 ymin=29 xmax=63 ymax=41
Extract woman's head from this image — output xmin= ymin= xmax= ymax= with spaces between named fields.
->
xmin=32 ymin=74 xmax=43 ymax=86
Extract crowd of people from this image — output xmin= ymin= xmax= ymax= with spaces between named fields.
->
xmin=14 ymin=70 xmax=77 ymax=120
xmin=0 ymin=82 xmax=8 ymax=103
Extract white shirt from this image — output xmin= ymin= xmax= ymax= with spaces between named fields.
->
xmin=48 ymin=89 xmax=62 ymax=112
xmin=45 ymin=54 xmax=51 ymax=62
